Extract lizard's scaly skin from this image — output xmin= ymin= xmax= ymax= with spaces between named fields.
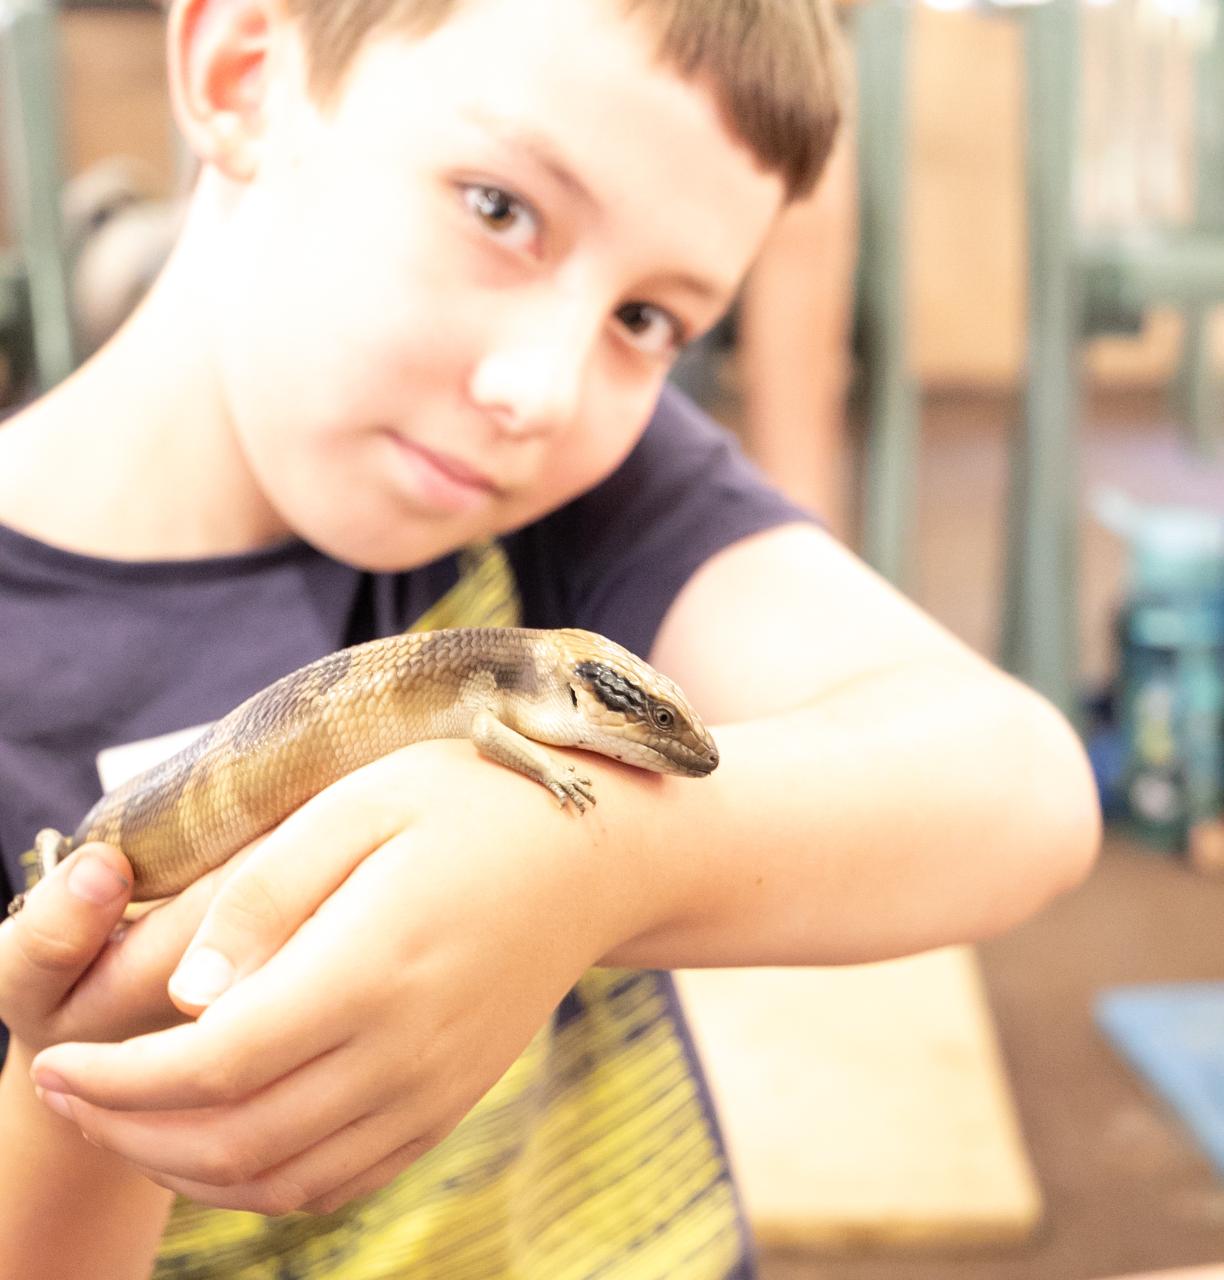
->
xmin=13 ymin=627 xmax=718 ymax=907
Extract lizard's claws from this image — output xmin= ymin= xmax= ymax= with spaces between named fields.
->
xmin=546 ymin=769 xmax=596 ymax=812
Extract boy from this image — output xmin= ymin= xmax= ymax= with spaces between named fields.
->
xmin=0 ymin=0 xmax=1101 ymax=1276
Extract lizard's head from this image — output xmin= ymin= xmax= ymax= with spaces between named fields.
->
xmin=556 ymin=629 xmax=719 ymax=777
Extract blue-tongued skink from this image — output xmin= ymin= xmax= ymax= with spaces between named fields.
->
xmin=10 ymin=626 xmax=719 ymax=911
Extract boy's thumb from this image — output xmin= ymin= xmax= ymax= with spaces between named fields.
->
xmin=0 ymin=843 xmax=133 ymax=1011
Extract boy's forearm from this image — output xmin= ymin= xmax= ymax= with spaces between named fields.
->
xmin=0 ymin=1041 xmax=173 ymax=1280
xmin=599 ymin=657 xmax=1100 ymax=970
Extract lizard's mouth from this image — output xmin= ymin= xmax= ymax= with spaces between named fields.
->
xmin=668 ymin=741 xmax=720 ymax=777
xmin=605 ymin=735 xmax=719 ymax=777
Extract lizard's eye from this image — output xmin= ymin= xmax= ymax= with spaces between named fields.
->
xmin=651 ymin=703 xmax=677 ymax=732
xmin=569 ymin=685 xmax=579 ymax=709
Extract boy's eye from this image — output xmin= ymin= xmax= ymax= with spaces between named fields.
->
xmin=615 ymin=302 xmax=686 ymax=358
xmin=462 ymin=184 xmax=539 ymax=252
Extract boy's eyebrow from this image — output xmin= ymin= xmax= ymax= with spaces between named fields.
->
xmin=461 ymin=108 xmax=599 ymax=212
xmin=655 ymin=271 xmax=731 ymax=306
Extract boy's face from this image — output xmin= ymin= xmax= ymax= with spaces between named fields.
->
xmin=208 ymin=0 xmax=784 ymax=569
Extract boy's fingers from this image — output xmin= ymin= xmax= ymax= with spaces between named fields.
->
xmin=166 ymin=760 xmax=407 ymax=1014
xmin=0 ymin=843 xmax=133 ymax=1023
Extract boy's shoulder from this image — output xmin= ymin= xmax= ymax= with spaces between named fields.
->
xmin=0 ymin=404 xmax=51 ymax=534
xmin=561 ymin=384 xmax=811 ymax=546
xmin=504 ymin=385 xmax=813 ymax=656
xmin=0 ymin=392 xmax=138 ymax=557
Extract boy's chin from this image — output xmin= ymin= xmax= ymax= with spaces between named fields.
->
xmin=303 ymin=514 xmax=494 ymax=574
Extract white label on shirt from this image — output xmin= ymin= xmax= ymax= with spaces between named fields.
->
xmin=96 ymin=723 xmax=213 ymax=793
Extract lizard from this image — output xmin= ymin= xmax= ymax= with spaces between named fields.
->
xmin=8 ymin=626 xmax=719 ymax=912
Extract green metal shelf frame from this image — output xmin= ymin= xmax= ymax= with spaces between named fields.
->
xmin=854 ymin=0 xmax=921 ymax=588
xmin=0 ymin=0 xmax=75 ymax=392
xmin=1004 ymin=0 xmax=1224 ymax=719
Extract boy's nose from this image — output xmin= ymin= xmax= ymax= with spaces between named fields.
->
xmin=468 ymin=315 xmax=594 ymax=439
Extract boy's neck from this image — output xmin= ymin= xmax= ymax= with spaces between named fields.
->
xmin=0 ymin=238 xmax=292 ymax=564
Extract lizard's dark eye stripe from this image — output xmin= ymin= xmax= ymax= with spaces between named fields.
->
xmin=574 ymin=661 xmax=650 ymax=720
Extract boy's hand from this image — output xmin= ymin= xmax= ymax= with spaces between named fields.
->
xmin=0 ymin=843 xmax=136 ymax=1052
xmin=27 ymin=740 xmax=645 ymax=1216
xmin=0 ymin=840 xmax=266 ymax=1055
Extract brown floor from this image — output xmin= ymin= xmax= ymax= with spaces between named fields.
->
xmin=756 ymin=390 xmax=1224 ymax=1280
xmin=760 ymin=839 xmax=1224 ymax=1280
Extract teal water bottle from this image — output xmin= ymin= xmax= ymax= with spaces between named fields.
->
xmin=1118 ymin=598 xmax=1224 ymax=853
xmin=1097 ymin=492 xmax=1224 ymax=859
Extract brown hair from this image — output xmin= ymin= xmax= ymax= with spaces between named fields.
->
xmin=282 ymin=0 xmax=844 ymax=200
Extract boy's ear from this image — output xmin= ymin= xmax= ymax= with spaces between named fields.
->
xmin=167 ymin=0 xmax=283 ymax=182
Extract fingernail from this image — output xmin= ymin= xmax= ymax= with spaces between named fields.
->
xmin=169 ymin=947 xmax=234 ymax=1007
xmin=67 ymin=855 xmax=130 ymax=906
xmin=36 ymin=1089 xmax=74 ymax=1120
xmin=31 ymin=1068 xmax=69 ymax=1094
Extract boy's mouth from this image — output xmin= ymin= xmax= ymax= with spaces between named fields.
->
xmin=383 ymin=431 xmax=502 ymax=513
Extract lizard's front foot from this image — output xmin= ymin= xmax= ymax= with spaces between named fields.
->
xmin=9 ymin=829 xmax=73 ymax=915
xmin=544 ymin=767 xmax=597 ymax=812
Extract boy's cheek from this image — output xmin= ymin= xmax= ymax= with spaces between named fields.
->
xmin=524 ymin=415 xmax=647 ymax=512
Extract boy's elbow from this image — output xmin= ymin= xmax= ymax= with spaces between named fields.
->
xmin=1013 ymin=687 xmax=1104 ymax=911
xmin=956 ymin=684 xmax=1102 ymax=947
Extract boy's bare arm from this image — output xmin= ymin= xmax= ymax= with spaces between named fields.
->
xmin=624 ymin=520 xmax=1101 ymax=965
xmin=0 ymin=849 xmax=174 ymax=1280
xmin=0 ymin=1044 xmax=172 ymax=1280
xmin=24 ymin=528 xmax=1098 ymax=1216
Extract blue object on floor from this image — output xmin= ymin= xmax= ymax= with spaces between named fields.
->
xmin=1096 ymin=983 xmax=1224 ymax=1178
